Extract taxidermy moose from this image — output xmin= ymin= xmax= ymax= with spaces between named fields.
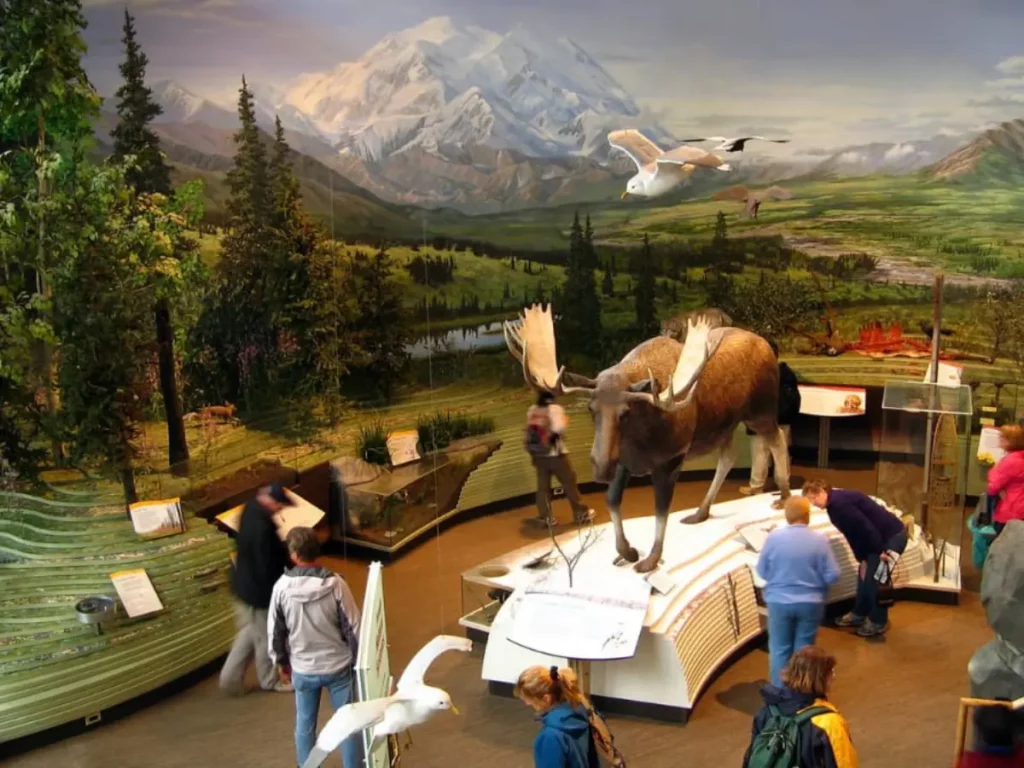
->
xmin=504 ymin=304 xmax=790 ymax=573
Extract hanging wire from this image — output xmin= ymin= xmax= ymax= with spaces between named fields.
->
xmin=423 ymin=210 xmax=446 ymax=634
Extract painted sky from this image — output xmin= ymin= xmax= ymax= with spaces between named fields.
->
xmin=82 ymin=0 xmax=1024 ymax=153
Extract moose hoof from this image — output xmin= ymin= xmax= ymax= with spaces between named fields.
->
xmin=771 ymin=498 xmax=786 ymax=510
xmin=613 ymin=547 xmax=639 ymax=566
xmin=681 ymin=510 xmax=709 ymax=525
xmin=633 ymin=554 xmax=661 ymax=574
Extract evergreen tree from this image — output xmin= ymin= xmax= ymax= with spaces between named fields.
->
xmin=350 ymin=248 xmax=409 ymax=402
xmin=0 ymin=0 xmax=99 ymax=466
xmin=110 ymin=10 xmax=170 ymax=195
xmin=557 ymin=211 xmax=603 ymax=361
xmin=713 ymin=210 xmax=728 ymax=248
xmin=111 ymin=9 xmax=191 ymax=470
xmin=602 ymin=259 xmax=614 ymax=297
xmin=635 ymin=234 xmax=658 ymax=338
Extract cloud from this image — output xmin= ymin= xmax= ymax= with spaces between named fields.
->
xmin=883 ymin=143 xmax=918 ymax=160
xmin=967 ymin=94 xmax=1024 ymax=107
xmin=836 ymin=151 xmax=865 ymax=164
xmin=996 ymin=56 xmax=1024 ymax=77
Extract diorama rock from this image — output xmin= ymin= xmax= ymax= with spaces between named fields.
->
xmin=969 ymin=637 xmax=1024 ymax=700
xmin=981 ymin=520 xmax=1024 ymax=647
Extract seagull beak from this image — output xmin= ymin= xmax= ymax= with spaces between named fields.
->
xmin=621 ymin=191 xmax=629 ymax=199
xmin=450 ymin=704 xmax=460 ymax=715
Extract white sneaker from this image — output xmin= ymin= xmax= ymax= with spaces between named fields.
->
xmin=272 ymin=681 xmax=293 ymax=693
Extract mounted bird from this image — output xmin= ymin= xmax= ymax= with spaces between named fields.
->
xmin=504 ymin=305 xmax=790 ymax=573
xmin=609 ymin=129 xmax=732 ymax=200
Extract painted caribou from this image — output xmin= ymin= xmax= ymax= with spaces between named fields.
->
xmin=503 ymin=304 xmax=790 ymax=573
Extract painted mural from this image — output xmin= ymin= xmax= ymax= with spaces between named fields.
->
xmin=5 ymin=0 xmax=1024 ymax=513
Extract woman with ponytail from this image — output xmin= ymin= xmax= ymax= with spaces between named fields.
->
xmin=515 ymin=665 xmax=601 ymax=768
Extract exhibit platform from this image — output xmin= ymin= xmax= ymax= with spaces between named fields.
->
xmin=461 ymin=493 xmax=960 ymax=722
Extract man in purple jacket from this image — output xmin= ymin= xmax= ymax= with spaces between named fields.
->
xmin=802 ymin=479 xmax=908 ymax=638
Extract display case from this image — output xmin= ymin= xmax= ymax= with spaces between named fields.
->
xmin=878 ymin=381 xmax=972 ymax=586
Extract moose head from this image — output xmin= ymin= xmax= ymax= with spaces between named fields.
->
xmin=503 ymin=305 xmax=716 ymax=483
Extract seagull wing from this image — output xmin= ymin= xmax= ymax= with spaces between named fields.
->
xmin=397 ymin=635 xmax=473 ymax=691
xmin=659 ymin=145 xmax=726 ymax=168
xmin=302 ymin=698 xmax=393 ymax=768
xmin=679 ymin=137 xmax=708 ymax=143
xmin=608 ymin=129 xmax=663 ymax=170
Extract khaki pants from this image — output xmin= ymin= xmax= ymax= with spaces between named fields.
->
xmin=750 ymin=425 xmax=791 ymax=490
xmin=219 ymin=600 xmax=276 ymax=693
xmin=533 ymin=454 xmax=589 ymax=521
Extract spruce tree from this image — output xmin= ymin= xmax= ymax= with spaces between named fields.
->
xmin=557 ymin=211 xmax=603 ymax=361
xmin=111 ymin=9 xmax=190 ymax=470
xmin=635 ymin=234 xmax=658 ymax=338
xmin=351 ymin=248 xmax=409 ymax=402
xmin=110 ymin=9 xmax=170 ymax=195
xmin=602 ymin=259 xmax=614 ymax=297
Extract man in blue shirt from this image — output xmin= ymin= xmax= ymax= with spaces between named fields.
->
xmin=756 ymin=496 xmax=840 ymax=686
xmin=802 ymin=479 xmax=908 ymax=638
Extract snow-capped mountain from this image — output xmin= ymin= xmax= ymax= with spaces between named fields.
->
xmin=281 ymin=15 xmax=671 ymax=162
xmin=149 ymin=80 xmax=238 ymax=129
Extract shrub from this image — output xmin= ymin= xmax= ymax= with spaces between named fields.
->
xmin=356 ymin=422 xmax=391 ymax=466
xmin=416 ymin=410 xmax=496 ymax=454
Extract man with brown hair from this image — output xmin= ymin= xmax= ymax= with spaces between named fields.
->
xmin=525 ymin=390 xmax=594 ymax=527
xmin=268 ymin=527 xmax=363 ymax=768
xmin=802 ymin=479 xmax=907 ymax=638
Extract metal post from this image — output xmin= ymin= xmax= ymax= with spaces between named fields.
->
xmin=921 ymin=273 xmax=945 ymax=532
xmin=817 ymin=417 xmax=831 ymax=469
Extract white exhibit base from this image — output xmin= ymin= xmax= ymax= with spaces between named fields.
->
xmin=460 ymin=493 xmax=960 ymax=721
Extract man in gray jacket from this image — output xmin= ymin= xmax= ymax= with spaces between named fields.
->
xmin=268 ymin=527 xmax=363 ymax=768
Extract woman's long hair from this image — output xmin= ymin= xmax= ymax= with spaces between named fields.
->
xmin=1000 ymin=424 xmax=1024 ymax=452
xmin=514 ymin=665 xmax=591 ymax=712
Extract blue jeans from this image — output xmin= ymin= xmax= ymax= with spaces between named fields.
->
xmin=853 ymin=529 xmax=908 ymax=626
xmin=766 ymin=602 xmax=823 ymax=687
xmin=293 ymin=667 xmax=364 ymax=768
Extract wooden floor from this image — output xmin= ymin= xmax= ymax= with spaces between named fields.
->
xmin=6 ymin=465 xmax=987 ymax=767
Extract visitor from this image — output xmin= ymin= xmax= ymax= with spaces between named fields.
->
xmin=743 ymin=646 xmax=858 ymax=768
xmin=757 ymin=496 xmax=840 ymax=686
xmin=742 ymin=340 xmax=801 ymax=496
xmin=957 ymin=703 xmax=1024 ymax=767
xmin=268 ymin=527 xmax=363 ymax=768
xmin=801 ymin=480 xmax=907 ymax=638
xmin=219 ymin=482 xmax=295 ymax=695
xmin=525 ymin=391 xmax=594 ymax=528
xmin=986 ymin=425 xmax=1024 ymax=538
xmin=515 ymin=665 xmax=600 ymax=768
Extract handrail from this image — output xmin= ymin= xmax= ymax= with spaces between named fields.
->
xmin=953 ymin=695 xmax=1024 ymax=760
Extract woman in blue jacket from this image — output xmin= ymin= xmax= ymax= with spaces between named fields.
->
xmin=515 ymin=665 xmax=600 ymax=768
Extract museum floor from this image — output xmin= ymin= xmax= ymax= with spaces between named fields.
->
xmin=7 ymin=465 xmax=987 ymax=768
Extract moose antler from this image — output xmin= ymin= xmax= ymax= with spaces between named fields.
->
xmin=503 ymin=304 xmax=595 ymax=395
xmin=624 ymin=317 xmax=714 ymax=410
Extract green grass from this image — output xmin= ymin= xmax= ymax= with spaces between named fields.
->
xmin=355 ymin=421 xmax=391 ymax=466
xmin=416 ymin=410 xmax=496 ymax=454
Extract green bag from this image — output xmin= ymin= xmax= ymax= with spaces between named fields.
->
xmin=747 ymin=704 xmax=830 ymax=768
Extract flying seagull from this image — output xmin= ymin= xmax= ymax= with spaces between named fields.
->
xmin=608 ymin=129 xmax=732 ymax=200
xmin=300 ymin=635 xmax=472 ymax=768
xmin=681 ymin=136 xmax=791 ymax=153
xmin=712 ymin=184 xmax=793 ymax=219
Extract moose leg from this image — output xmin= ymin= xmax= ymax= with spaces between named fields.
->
xmin=767 ymin=426 xmax=792 ymax=509
xmin=608 ymin=465 xmax=639 ymax=565
xmin=682 ymin=437 xmax=738 ymax=524
xmin=635 ymin=458 xmax=682 ymax=573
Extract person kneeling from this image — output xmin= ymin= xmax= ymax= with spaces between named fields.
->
xmin=757 ymin=496 xmax=839 ymax=687
xmin=268 ymin=527 xmax=364 ymax=768
xmin=744 ymin=646 xmax=858 ymax=768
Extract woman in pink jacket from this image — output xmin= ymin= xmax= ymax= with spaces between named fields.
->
xmin=987 ymin=425 xmax=1024 ymax=536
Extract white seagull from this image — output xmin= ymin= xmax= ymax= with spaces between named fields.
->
xmin=609 ymin=129 xmax=732 ymax=200
xmin=300 ymin=635 xmax=472 ymax=768
xmin=681 ymin=136 xmax=791 ymax=153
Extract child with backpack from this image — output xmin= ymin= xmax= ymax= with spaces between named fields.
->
xmin=743 ymin=646 xmax=858 ymax=768
xmin=514 ymin=665 xmax=625 ymax=768
xmin=525 ymin=391 xmax=594 ymax=528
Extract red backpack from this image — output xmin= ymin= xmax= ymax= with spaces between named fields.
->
xmin=525 ymin=407 xmax=554 ymax=456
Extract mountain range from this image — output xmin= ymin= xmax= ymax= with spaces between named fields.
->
xmin=92 ymin=15 xmax=1024 ymax=218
